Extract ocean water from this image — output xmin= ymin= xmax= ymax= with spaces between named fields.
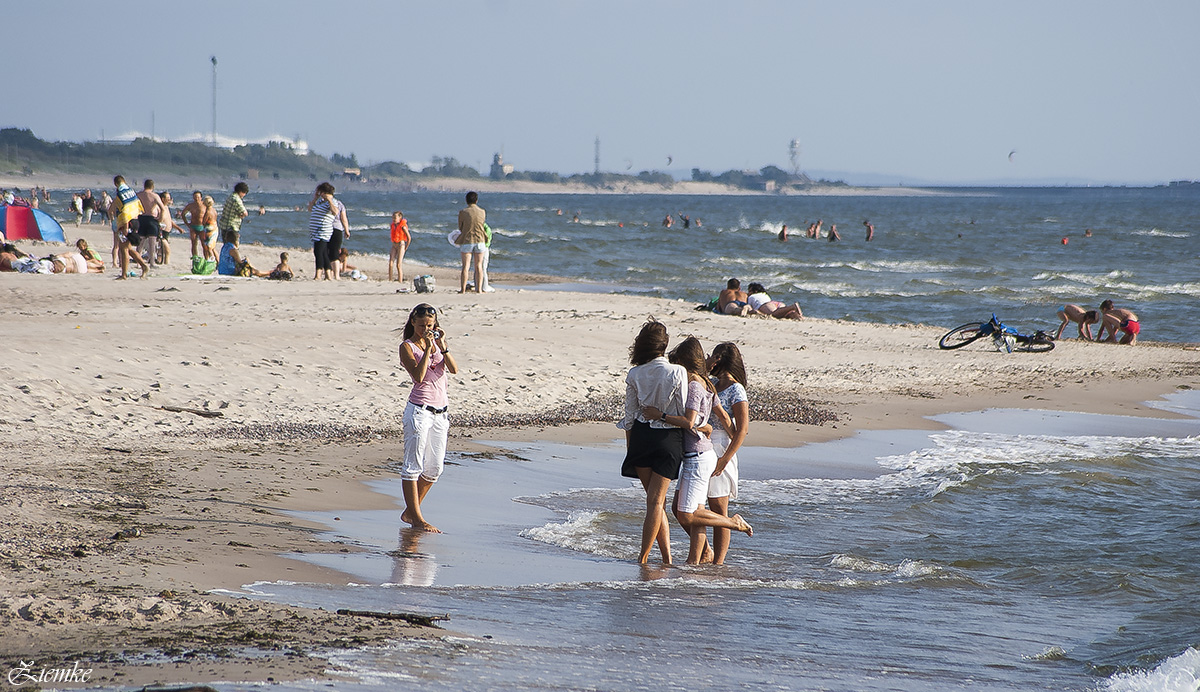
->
xmin=190 ymin=185 xmax=1200 ymax=343
xmin=199 ymin=391 xmax=1200 ymax=692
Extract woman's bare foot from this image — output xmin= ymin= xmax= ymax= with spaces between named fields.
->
xmin=699 ymin=543 xmax=715 ymax=564
xmin=401 ymin=509 xmax=442 ymax=533
xmin=732 ymin=514 xmax=753 ymax=537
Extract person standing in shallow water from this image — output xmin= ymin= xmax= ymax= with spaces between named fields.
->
xmin=618 ymin=319 xmax=688 ymax=564
xmin=398 ymin=304 xmax=458 ymax=533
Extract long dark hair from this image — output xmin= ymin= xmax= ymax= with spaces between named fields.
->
xmin=402 ymin=303 xmax=441 ymax=341
xmin=669 ymin=336 xmax=714 ymax=392
xmin=629 ymin=319 xmax=668 ymax=365
xmin=708 ymin=342 xmax=748 ymax=388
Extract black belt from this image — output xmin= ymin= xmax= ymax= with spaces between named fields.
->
xmin=415 ymin=404 xmax=448 ymax=415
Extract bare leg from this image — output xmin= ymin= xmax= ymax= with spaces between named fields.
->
xmin=401 ymin=477 xmax=441 ymax=533
xmin=127 ymin=245 xmax=150 ymax=279
xmin=397 ymin=243 xmax=406 ymax=283
xmin=1054 ymin=316 xmax=1069 ymax=340
xmin=117 ymin=236 xmax=131 ymax=279
xmin=459 ymin=253 xmax=470 ymax=293
xmin=708 ymin=495 xmax=731 ymax=565
xmin=635 ymin=467 xmax=672 ymax=564
xmin=471 ymin=252 xmax=484 ymax=292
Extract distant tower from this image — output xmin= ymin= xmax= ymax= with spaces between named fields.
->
xmin=788 ymin=139 xmax=812 ymax=184
xmin=210 ymin=56 xmax=218 ymax=145
xmin=594 ymin=136 xmax=600 ymax=175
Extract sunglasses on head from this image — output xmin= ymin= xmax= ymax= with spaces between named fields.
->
xmin=413 ymin=305 xmax=436 ymax=317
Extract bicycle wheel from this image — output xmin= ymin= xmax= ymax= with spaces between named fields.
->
xmin=1015 ymin=334 xmax=1055 ymax=353
xmin=938 ymin=323 xmax=987 ymax=350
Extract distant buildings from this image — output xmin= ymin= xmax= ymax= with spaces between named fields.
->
xmin=490 ymin=153 xmax=514 ymax=180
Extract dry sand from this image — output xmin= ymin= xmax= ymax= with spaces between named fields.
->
xmin=2 ymin=220 xmax=1198 ymax=687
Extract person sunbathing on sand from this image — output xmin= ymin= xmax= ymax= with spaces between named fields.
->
xmin=746 ymin=282 xmax=804 ymax=320
xmin=717 ymin=278 xmax=752 ymax=316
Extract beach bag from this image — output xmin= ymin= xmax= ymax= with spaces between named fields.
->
xmin=235 ymin=260 xmax=253 ymax=278
xmin=191 ymin=256 xmax=216 ymax=275
xmin=414 ymin=274 xmax=435 ymax=293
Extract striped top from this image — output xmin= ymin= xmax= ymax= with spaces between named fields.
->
xmin=308 ymin=199 xmax=334 ymax=242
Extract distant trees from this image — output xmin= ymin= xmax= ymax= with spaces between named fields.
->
xmin=690 ymin=164 xmax=842 ymax=190
xmin=330 ymin=152 xmax=359 ymax=168
xmin=421 ymin=156 xmax=480 ymax=178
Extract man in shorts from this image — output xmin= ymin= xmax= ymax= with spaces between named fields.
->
xmin=136 ymin=179 xmax=164 ymax=268
xmin=180 ymin=190 xmax=207 ymax=260
xmin=455 ymin=191 xmax=487 ymax=293
xmin=112 ymin=175 xmax=149 ymax=280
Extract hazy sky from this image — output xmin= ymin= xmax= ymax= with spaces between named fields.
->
xmin=6 ymin=1 xmax=1198 ymax=185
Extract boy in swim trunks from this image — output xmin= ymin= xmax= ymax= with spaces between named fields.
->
xmin=1098 ymin=299 xmax=1141 ymax=345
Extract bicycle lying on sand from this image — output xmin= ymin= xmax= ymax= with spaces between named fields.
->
xmin=938 ymin=314 xmax=1055 ymax=353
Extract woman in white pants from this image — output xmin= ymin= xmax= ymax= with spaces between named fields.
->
xmin=398 ymin=304 xmax=458 ymax=533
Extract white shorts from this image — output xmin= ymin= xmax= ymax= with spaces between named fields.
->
xmin=676 ymin=449 xmax=718 ymax=514
xmin=708 ymin=429 xmax=739 ymax=500
xmin=401 ymin=401 xmax=449 ymax=482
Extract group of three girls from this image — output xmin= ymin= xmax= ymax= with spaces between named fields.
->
xmin=619 ymin=320 xmax=753 ymax=565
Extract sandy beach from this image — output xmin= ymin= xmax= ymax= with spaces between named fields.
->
xmin=2 ymin=218 xmax=1198 ymax=687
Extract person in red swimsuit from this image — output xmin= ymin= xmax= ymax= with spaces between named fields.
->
xmin=389 ymin=210 xmax=411 ymax=283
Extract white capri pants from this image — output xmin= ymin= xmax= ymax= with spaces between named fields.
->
xmin=402 ymin=401 xmax=449 ymax=482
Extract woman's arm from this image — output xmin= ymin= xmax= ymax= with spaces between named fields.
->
xmin=713 ymin=401 xmax=745 ymax=474
xmin=398 ymin=340 xmax=432 ymax=384
xmin=641 ymin=405 xmax=699 ymax=431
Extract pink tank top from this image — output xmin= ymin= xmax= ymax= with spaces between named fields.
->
xmin=403 ymin=340 xmax=448 ymax=407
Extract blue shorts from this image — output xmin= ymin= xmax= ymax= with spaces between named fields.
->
xmin=459 ymin=242 xmax=487 ymax=254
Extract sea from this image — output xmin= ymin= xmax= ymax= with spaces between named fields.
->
xmin=214 ymin=185 xmax=1200 ymax=343
xmin=49 ymin=186 xmax=1200 ymax=691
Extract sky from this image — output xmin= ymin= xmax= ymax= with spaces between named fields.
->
xmin=5 ymin=1 xmax=1199 ymax=185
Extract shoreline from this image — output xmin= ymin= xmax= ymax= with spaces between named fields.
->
xmin=1 ymin=171 xmax=956 ymax=198
xmin=2 ymin=223 xmax=1198 ymax=686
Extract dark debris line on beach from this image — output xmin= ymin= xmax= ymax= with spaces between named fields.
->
xmin=194 ymin=392 xmax=838 ymax=441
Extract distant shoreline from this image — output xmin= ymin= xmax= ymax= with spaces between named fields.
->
xmin=0 ymin=171 xmax=954 ymax=197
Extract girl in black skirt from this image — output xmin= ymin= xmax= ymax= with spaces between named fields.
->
xmin=617 ymin=319 xmax=688 ymax=564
